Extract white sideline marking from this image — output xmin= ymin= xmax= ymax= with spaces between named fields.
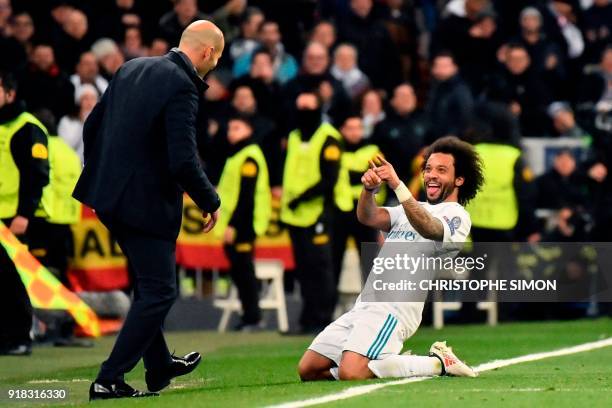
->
xmin=268 ymin=337 xmax=612 ymax=408
xmin=28 ymin=379 xmax=89 ymax=384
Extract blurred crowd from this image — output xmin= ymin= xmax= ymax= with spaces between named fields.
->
xmin=1 ymin=0 xmax=611 ymax=243
xmin=1 ymin=0 xmax=611 ymax=342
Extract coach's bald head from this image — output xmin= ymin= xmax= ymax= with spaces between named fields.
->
xmin=179 ymin=20 xmax=225 ymax=78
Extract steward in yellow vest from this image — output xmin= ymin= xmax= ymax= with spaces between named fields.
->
xmin=466 ymin=142 xmax=536 ymax=241
xmin=8 ymin=105 xmax=83 ymax=285
xmin=217 ymin=115 xmax=271 ymax=330
xmin=280 ymin=92 xmax=350 ymax=332
xmin=332 ymin=115 xmax=382 ymax=290
xmin=0 ymin=78 xmax=50 ymax=241
xmin=0 ymin=72 xmax=47 ymax=355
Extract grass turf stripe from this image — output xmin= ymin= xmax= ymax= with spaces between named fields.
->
xmin=268 ymin=337 xmax=612 ymax=408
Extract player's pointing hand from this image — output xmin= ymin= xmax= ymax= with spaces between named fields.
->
xmin=373 ymin=155 xmax=401 ymax=189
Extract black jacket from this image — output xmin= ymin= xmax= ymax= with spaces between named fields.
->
xmin=425 ymin=75 xmax=474 ymax=142
xmin=73 ymin=50 xmax=220 ymax=240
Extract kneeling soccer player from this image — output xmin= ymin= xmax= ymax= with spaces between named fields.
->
xmin=298 ymin=136 xmax=484 ymax=381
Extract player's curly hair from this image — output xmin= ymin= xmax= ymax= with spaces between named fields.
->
xmin=421 ymin=136 xmax=484 ymax=206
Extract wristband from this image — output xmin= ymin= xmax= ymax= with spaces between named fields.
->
xmin=393 ymin=181 xmax=412 ymax=203
xmin=364 ymin=185 xmax=380 ymax=194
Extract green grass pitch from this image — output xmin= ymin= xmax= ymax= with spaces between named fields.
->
xmin=1 ymin=318 xmax=610 ymax=407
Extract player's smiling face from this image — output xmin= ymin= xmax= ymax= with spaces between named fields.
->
xmin=423 ymin=153 xmax=463 ymax=204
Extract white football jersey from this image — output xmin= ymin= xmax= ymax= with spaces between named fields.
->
xmin=354 ymin=201 xmax=471 ymax=338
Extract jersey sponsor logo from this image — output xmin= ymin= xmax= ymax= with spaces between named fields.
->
xmin=443 ymin=216 xmax=461 ymax=236
xmin=387 ymin=223 xmax=416 ymax=241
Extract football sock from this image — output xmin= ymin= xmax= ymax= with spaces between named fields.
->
xmin=368 ymin=355 xmax=442 ymax=378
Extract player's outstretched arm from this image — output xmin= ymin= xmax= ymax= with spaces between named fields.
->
xmin=356 ymin=167 xmax=392 ymax=232
xmin=373 ymin=156 xmax=444 ymax=241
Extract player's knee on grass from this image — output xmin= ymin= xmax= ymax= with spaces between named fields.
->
xmin=338 ymin=351 xmax=374 ymax=381
xmin=298 ymin=350 xmax=334 ymax=381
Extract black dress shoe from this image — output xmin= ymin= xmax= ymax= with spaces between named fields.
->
xmin=145 ymin=351 xmax=202 ymax=392
xmin=89 ymin=381 xmax=158 ymax=401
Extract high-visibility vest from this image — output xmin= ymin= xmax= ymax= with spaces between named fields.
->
xmin=342 ymin=143 xmax=386 ymax=205
xmin=280 ymin=123 xmax=353 ymax=227
xmin=466 ymin=143 xmax=521 ymax=230
xmin=46 ymin=136 xmax=82 ymax=224
xmin=0 ymin=220 xmax=100 ymax=337
xmin=0 ymin=112 xmax=53 ymax=219
xmin=216 ymin=143 xmax=272 ymax=237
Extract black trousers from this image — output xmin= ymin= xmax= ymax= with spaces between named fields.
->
xmin=224 ymin=241 xmax=261 ymax=324
xmin=288 ymin=223 xmax=335 ymax=330
xmin=96 ymin=218 xmax=176 ymax=382
xmin=0 ymin=245 xmax=33 ymax=348
xmin=331 ymin=208 xmax=379 ymax=290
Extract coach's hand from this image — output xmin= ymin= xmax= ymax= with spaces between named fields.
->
xmin=373 ymin=155 xmax=401 ymax=190
xmin=202 ymin=210 xmax=219 ymax=233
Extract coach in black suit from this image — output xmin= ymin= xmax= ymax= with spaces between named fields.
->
xmin=73 ymin=21 xmax=224 ymax=400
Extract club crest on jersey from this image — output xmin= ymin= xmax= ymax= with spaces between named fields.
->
xmin=443 ymin=216 xmax=461 ymax=236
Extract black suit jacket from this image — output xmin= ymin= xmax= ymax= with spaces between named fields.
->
xmin=73 ymin=51 xmax=220 ymax=240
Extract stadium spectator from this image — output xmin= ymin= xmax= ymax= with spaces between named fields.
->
xmin=228 ymin=6 xmax=264 ymax=63
xmin=57 ymin=83 xmax=98 ymax=163
xmin=282 ymin=41 xmax=351 ymax=128
xmin=360 ymin=89 xmax=386 ymax=139
xmin=55 ymin=9 xmax=94 ymax=73
xmin=70 ymin=51 xmax=109 ymax=99
xmin=434 ymin=0 xmax=501 ymax=92
xmin=309 ymin=20 xmax=337 ymax=51
xmin=372 ymin=83 xmax=426 ymax=184
xmin=230 ymin=84 xmax=281 ymax=187
xmin=336 ymin=0 xmax=402 ymax=92
xmin=159 ymin=0 xmax=244 ymax=46
xmin=330 ymin=43 xmax=370 ymax=101
xmin=19 ymin=44 xmax=75 ymax=120
xmin=535 ymin=149 xmax=591 ymax=217
xmin=513 ymin=7 xmax=566 ymax=99
xmin=539 ymin=0 xmax=584 ymax=61
xmin=90 ymin=38 xmax=125 ymax=79
xmin=93 ymin=0 xmax=142 ymax=43
xmin=485 ymin=43 xmax=552 ymax=136
xmin=0 ymin=0 xmax=27 ymax=74
xmin=548 ymin=102 xmax=589 ymax=138
xmin=578 ymin=46 xmax=612 ymax=116
xmin=239 ymin=49 xmax=283 ymax=122
xmin=10 ymin=11 xmax=35 ymax=55
xmin=382 ymin=0 xmax=420 ymax=84
xmin=0 ymin=0 xmax=9 ymax=35
xmin=148 ymin=37 xmax=169 ymax=56
xmin=582 ymin=0 xmax=612 ymax=64
xmin=233 ymin=20 xmax=298 ymax=84
xmin=425 ymin=52 xmax=473 ymax=141
xmin=121 ymin=26 xmax=147 ymax=60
